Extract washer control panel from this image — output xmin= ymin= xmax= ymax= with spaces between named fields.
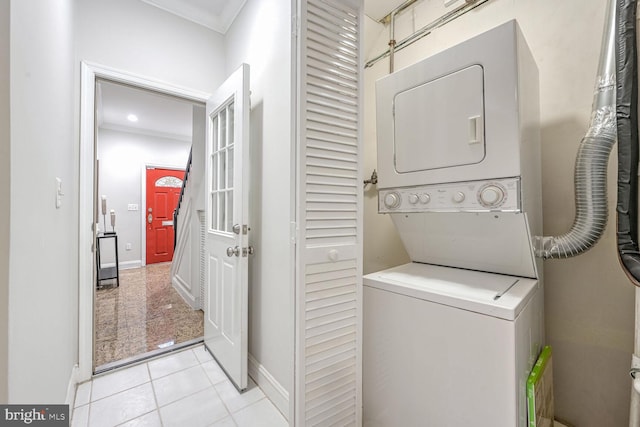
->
xmin=378 ymin=178 xmax=520 ymax=213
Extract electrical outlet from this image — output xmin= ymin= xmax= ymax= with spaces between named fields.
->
xmin=125 ymin=243 xmax=132 ymax=251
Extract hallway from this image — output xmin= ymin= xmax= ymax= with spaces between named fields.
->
xmin=95 ymin=263 xmax=204 ymax=369
xmin=72 ymin=345 xmax=286 ymax=427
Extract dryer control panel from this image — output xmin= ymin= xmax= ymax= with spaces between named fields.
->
xmin=378 ymin=178 xmax=521 ymax=213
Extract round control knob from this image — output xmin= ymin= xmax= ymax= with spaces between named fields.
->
xmin=479 ymin=185 xmax=505 ymax=207
xmin=408 ymin=194 xmax=419 ymax=204
xmin=452 ymin=191 xmax=465 ymax=203
xmin=383 ymin=192 xmax=401 ymax=209
xmin=419 ymin=193 xmax=431 ymax=204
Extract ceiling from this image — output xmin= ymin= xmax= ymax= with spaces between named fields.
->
xmin=365 ymin=0 xmax=414 ymax=22
xmin=97 ymin=80 xmax=198 ymax=141
xmin=139 ymin=0 xmax=247 ymax=34
xmin=139 ymin=0 xmax=407 ymax=33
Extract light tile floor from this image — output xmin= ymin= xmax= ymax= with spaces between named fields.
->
xmin=73 ymin=345 xmax=570 ymax=427
xmin=72 ymin=345 xmax=288 ymax=427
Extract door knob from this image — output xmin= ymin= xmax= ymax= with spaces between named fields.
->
xmin=147 ymin=213 xmax=153 ymax=224
xmin=226 ymin=246 xmax=240 ymax=257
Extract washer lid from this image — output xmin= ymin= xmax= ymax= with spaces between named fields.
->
xmin=363 ymin=262 xmax=538 ymax=321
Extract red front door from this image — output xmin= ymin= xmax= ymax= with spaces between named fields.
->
xmin=146 ymin=168 xmax=184 ymax=265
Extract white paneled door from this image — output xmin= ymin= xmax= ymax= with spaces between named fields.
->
xmin=204 ymin=64 xmax=250 ymax=391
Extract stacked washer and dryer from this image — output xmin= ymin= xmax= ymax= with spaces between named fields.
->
xmin=363 ymin=21 xmax=544 ymax=427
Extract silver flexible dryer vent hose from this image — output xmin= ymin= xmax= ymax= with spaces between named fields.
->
xmin=535 ymin=0 xmax=617 ymax=259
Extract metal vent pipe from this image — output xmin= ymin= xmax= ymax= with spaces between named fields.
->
xmin=535 ymin=0 xmax=617 ymax=259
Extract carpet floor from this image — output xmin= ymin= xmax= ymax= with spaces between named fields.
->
xmin=95 ymin=262 xmax=204 ymax=369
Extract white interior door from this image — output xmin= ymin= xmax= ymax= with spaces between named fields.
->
xmin=204 ymin=64 xmax=250 ymax=391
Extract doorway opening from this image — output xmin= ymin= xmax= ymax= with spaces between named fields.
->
xmin=94 ymin=78 xmax=205 ymax=373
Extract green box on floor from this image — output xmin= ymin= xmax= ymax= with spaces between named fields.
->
xmin=527 ymin=345 xmax=554 ymax=427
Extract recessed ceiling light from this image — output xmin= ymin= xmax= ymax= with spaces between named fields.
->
xmin=127 ymin=114 xmax=138 ymax=122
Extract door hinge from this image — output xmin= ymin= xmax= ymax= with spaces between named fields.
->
xmin=242 ymin=246 xmax=255 ymax=257
xmin=290 ymin=221 xmax=298 ymax=245
xmin=292 ymin=15 xmax=299 ymax=37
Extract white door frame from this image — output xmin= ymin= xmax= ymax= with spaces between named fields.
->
xmin=78 ymin=61 xmax=210 ymax=381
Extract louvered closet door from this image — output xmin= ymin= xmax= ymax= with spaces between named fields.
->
xmin=296 ymin=0 xmax=363 ymax=425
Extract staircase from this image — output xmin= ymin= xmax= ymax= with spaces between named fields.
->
xmin=170 ymin=147 xmax=202 ymax=310
xmin=174 ymin=148 xmax=192 ymax=249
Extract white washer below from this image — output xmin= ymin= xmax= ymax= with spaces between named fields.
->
xmin=363 ymin=262 xmax=543 ymax=427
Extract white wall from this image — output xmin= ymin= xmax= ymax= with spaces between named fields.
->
xmin=8 ymin=0 xmax=77 ymax=403
xmin=224 ymin=0 xmax=294 ymax=416
xmin=362 ymin=14 xmax=410 ymax=275
xmin=0 ymin=0 xmax=10 ymax=404
xmin=75 ymin=0 xmax=225 ymax=94
xmin=363 ymin=1 xmax=634 ymax=426
xmin=97 ymin=128 xmax=191 ymax=267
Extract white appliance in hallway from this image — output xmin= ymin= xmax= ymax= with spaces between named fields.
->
xmin=363 ymin=21 xmax=544 ymax=426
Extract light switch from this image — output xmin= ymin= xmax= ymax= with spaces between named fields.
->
xmin=127 ymin=204 xmax=139 ymax=211
xmin=55 ymin=177 xmax=63 ymax=209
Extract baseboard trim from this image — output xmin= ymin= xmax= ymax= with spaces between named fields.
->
xmin=65 ymin=364 xmax=79 ymax=407
xmin=100 ymin=260 xmax=141 ymax=270
xmin=248 ymin=354 xmax=289 ymax=420
xmin=119 ymin=260 xmax=141 ymax=270
xmin=172 ymin=275 xmax=199 ymax=309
